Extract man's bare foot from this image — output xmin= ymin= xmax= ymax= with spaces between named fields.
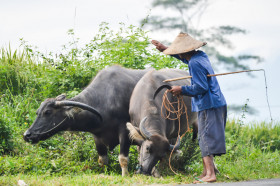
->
xmin=197 ymin=168 xmax=218 ymax=179
xmin=151 ymin=40 xmax=168 ymax=52
xmin=201 ymin=174 xmax=216 ymax=182
xmin=198 ymin=166 xmax=219 ymax=178
xmin=197 ymin=173 xmax=206 ymax=179
xmin=193 ymin=174 xmax=216 ymax=184
xmin=194 ymin=155 xmax=217 ymax=183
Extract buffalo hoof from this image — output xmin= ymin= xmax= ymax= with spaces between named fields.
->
xmin=122 ymin=167 xmax=129 ymax=177
xmin=151 ymin=167 xmax=161 ymax=178
xmin=98 ymin=155 xmax=108 ymax=166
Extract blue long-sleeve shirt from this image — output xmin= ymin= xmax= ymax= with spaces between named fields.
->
xmin=172 ymin=51 xmax=226 ymax=112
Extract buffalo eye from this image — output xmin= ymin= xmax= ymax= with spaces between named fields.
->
xmin=44 ymin=110 xmax=52 ymax=115
xmin=146 ymin=146 xmax=151 ymax=153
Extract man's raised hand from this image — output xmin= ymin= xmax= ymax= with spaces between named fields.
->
xmin=151 ymin=40 xmax=168 ymax=52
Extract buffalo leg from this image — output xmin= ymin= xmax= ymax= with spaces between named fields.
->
xmin=119 ymin=130 xmax=130 ymax=176
xmin=119 ymin=154 xmax=129 ymax=177
xmin=94 ymin=137 xmax=108 ymax=166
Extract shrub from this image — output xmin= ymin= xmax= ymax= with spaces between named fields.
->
xmin=0 ymin=116 xmax=13 ymax=154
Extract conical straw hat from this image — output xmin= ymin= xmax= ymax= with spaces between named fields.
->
xmin=163 ymin=32 xmax=207 ymax=55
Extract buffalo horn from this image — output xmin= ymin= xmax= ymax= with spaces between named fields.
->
xmin=139 ymin=117 xmax=152 ymax=140
xmin=153 ymin=84 xmax=172 ymax=100
xmin=55 ymin=101 xmax=102 ymax=121
xmin=169 ymin=136 xmax=181 ymax=151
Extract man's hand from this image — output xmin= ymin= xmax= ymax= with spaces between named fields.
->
xmin=151 ymin=40 xmax=168 ymax=52
xmin=170 ymin=86 xmax=182 ymax=96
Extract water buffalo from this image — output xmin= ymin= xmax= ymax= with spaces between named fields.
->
xmin=23 ymin=65 xmax=148 ymax=176
xmin=126 ymin=69 xmax=198 ymax=175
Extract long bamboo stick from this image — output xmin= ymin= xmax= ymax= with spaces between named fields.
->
xmin=163 ymin=69 xmax=264 ymax=82
xmin=162 ymin=68 xmax=273 ymax=122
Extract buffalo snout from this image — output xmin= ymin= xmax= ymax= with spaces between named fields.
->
xmin=23 ymin=130 xmax=39 ymax=144
xmin=23 ymin=130 xmax=31 ymax=140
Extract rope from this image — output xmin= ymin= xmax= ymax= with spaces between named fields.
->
xmin=34 ymin=117 xmax=68 ymax=135
xmin=161 ymin=90 xmax=191 ymax=175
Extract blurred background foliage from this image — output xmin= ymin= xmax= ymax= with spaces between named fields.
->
xmin=141 ymin=0 xmax=263 ymax=72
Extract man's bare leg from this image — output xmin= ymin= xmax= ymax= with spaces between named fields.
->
xmin=201 ymin=155 xmax=216 ymax=182
xmin=198 ymin=157 xmax=219 ymax=178
xmin=194 ymin=155 xmax=216 ymax=183
xmin=198 ymin=158 xmax=206 ymax=178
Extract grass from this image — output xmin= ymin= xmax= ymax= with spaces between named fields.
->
xmin=1 ymin=154 xmax=279 ymax=186
xmin=1 ymin=130 xmax=279 ymax=185
xmin=215 ymin=149 xmax=280 ymax=181
xmin=0 ymin=174 xmax=194 ymax=186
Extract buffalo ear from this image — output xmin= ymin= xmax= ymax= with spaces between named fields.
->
xmin=126 ymin=122 xmax=144 ymax=145
xmin=56 ymin=94 xmax=66 ymax=101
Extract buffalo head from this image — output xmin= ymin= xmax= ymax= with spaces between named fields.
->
xmin=126 ymin=117 xmax=180 ymax=175
xmin=24 ymin=94 xmax=102 ymax=144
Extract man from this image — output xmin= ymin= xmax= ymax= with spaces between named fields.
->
xmin=152 ymin=32 xmax=227 ymax=183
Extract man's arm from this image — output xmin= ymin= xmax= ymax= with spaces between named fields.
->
xmin=170 ymin=61 xmax=208 ymax=97
xmin=181 ymin=60 xmax=208 ymax=96
xmin=151 ymin=40 xmax=184 ymax=61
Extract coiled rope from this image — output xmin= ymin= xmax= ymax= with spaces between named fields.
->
xmin=161 ymin=90 xmax=191 ymax=175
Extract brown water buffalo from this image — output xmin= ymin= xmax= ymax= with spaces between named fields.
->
xmin=127 ymin=69 xmax=198 ymax=175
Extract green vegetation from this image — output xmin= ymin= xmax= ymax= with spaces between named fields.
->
xmin=0 ymin=23 xmax=279 ymax=185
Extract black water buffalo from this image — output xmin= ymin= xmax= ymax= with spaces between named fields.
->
xmin=126 ymin=69 xmax=198 ymax=175
xmin=23 ymin=65 xmax=148 ymax=176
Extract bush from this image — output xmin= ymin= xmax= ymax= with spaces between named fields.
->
xmin=0 ymin=116 xmax=13 ymax=154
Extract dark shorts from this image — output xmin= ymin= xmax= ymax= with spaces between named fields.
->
xmin=198 ymin=105 xmax=227 ymax=157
